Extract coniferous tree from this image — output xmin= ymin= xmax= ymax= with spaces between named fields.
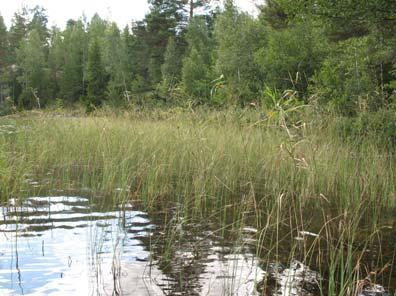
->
xmin=259 ymin=0 xmax=288 ymax=30
xmin=8 ymin=9 xmax=29 ymax=103
xmin=161 ymin=37 xmax=182 ymax=88
xmin=28 ymin=6 xmax=50 ymax=47
xmin=103 ymin=23 xmax=129 ymax=102
xmin=47 ymin=27 xmax=63 ymax=100
xmin=181 ymin=16 xmax=213 ymax=100
xmin=9 ymin=8 xmax=28 ymax=55
xmin=60 ymin=20 xmax=87 ymax=103
xmin=145 ymin=0 xmax=186 ymax=85
xmin=0 ymin=15 xmax=10 ymax=101
xmin=187 ymin=0 xmax=216 ymax=19
xmin=86 ymin=39 xmax=107 ymax=109
xmin=0 ymin=16 xmax=9 ymax=67
xmin=126 ymin=22 xmax=151 ymax=92
xmin=17 ymin=29 xmax=48 ymax=108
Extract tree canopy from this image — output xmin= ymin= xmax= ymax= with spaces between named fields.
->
xmin=0 ymin=1 xmax=394 ymax=115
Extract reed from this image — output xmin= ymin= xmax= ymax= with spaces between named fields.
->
xmin=0 ymin=108 xmax=395 ymax=294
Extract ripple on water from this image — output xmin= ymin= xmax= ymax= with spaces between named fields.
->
xmin=0 ymin=196 xmax=266 ymax=296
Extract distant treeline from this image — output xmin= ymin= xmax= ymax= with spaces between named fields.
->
xmin=0 ymin=0 xmax=395 ymax=114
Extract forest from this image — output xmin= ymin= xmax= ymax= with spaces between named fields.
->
xmin=0 ymin=0 xmax=395 ymax=116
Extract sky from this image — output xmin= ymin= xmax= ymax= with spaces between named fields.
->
xmin=0 ymin=0 xmax=261 ymax=29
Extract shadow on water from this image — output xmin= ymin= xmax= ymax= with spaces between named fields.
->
xmin=0 ymin=196 xmax=395 ymax=295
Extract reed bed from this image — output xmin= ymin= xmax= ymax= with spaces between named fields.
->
xmin=0 ymin=108 xmax=395 ymax=295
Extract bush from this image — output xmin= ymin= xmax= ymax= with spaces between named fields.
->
xmin=0 ymin=97 xmax=16 ymax=116
xmin=337 ymin=109 xmax=396 ymax=149
xmin=255 ymin=21 xmax=325 ymax=96
xmin=310 ymin=37 xmax=378 ymax=115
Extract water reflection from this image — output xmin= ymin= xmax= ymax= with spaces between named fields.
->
xmin=0 ymin=197 xmax=160 ymax=295
xmin=0 ymin=197 xmax=264 ymax=295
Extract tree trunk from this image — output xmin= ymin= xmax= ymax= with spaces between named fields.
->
xmin=190 ymin=0 xmax=194 ymax=19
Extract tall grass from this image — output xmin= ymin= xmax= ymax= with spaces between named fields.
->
xmin=1 ymin=109 xmax=394 ymax=209
xmin=0 ymin=108 xmax=395 ymax=294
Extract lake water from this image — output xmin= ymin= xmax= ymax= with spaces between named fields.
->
xmin=0 ymin=196 xmax=394 ymax=295
xmin=0 ymin=196 xmax=265 ymax=296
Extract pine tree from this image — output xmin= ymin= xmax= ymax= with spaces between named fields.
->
xmin=145 ymin=0 xmax=186 ymax=85
xmin=187 ymin=0 xmax=216 ymax=19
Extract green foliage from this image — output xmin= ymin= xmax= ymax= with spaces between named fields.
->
xmin=187 ymin=0 xmax=214 ymax=18
xmin=255 ymin=21 xmax=324 ymax=95
xmin=131 ymin=75 xmax=148 ymax=94
xmin=337 ymin=110 xmax=396 ymax=149
xmin=279 ymin=0 xmax=396 ymax=38
xmin=145 ymin=0 xmax=186 ymax=85
xmin=259 ymin=0 xmax=288 ymax=30
xmin=28 ymin=6 xmax=50 ymax=46
xmin=60 ymin=20 xmax=87 ymax=103
xmin=85 ymin=39 xmax=107 ymax=110
xmin=103 ymin=23 xmax=129 ymax=102
xmin=161 ymin=37 xmax=182 ymax=89
xmin=0 ymin=16 xmax=8 ymax=66
xmin=214 ymin=0 xmax=264 ymax=104
xmin=17 ymin=29 xmax=49 ymax=108
xmin=0 ymin=0 xmax=395 ymax=120
xmin=88 ymin=13 xmax=108 ymax=41
xmin=311 ymin=37 xmax=377 ymax=115
xmin=127 ymin=22 xmax=150 ymax=89
xmin=181 ymin=17 xmax=213 ymax=101
xmin=260 ymin=86 xmax=305 ymax=123
xmin=0 ymin=15 xmax=10 ymax=102
xmin=182 ymin=47 xmax=210 ymax=100
xmin=8 ymin=8 xmax=28 ymax=55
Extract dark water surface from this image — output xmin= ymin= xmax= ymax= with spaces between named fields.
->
xmin=0 ymin=196 xmax=395 ymax=295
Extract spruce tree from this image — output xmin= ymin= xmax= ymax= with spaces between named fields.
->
xmin=47 ymin=27 xmax=63 ymax=100
xmin=181 ymin=16 xmax=212 ymax=99
xmin=86 ymin=39 xmax=107 ymax=109
xmin=28 ymin=6 xmax=50 ymax=47
xmin=60 ymin=20 xmax=87 ymax=103
xmin=0 ymin=15 xmax=10 ymax=101
xmin=104 ymin=23 xmax=129 ymax=102
xmin=9 ymin=8 xmax=28 ymax=55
